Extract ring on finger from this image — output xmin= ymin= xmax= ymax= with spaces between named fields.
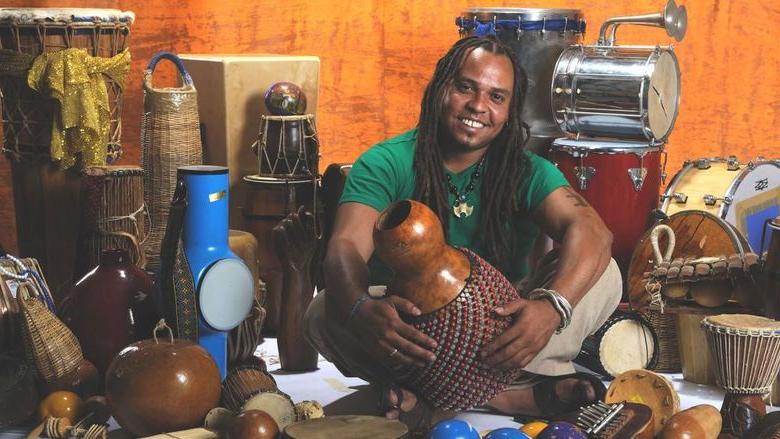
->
xmin=389 ymin=348 xmax=399 ymax=358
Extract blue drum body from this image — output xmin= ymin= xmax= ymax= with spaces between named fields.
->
xmin=179 ymin=166 xmax=254 ymax=379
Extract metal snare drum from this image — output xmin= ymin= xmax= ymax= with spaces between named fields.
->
xmin=552 ymin=45 xmax=681 ymax=142
xmin=551 ymin=138 xmax=665 ymax=272
xmin=456 ymin=9 xmax=585 ymax=153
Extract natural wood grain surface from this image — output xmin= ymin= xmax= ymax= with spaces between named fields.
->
xmin=2 ymin=0 xmax=780 ymax=253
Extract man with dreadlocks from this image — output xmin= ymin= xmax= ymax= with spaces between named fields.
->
xmin=304 ymin=35 xmax=622 ymax=427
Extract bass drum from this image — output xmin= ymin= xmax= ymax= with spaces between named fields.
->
xmin=626 ymin=210 xmax=750 ymax=310
xmin=661 ymin=157 xmax=780 ymax=253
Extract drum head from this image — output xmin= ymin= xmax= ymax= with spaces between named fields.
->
xmin=600 ymin=318 xmax=656 ymax=377
xmin=626 ymin=210 xmax=747 ymax=310
xmin=605 ymin=369 xmax=679 ymax=436
xmin=647 ymin=51 xmax=680 ymax=141
xmin=199 ymin=258 xmax=254 ymax=331
xmin=703 ymin=314 xmax=780 ymax=333
xmin=284 ymin=415 xmax=409 ymax=439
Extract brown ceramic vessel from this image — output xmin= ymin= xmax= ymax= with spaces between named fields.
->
xmin=373 ymin=199 xmax=470 ymax=313
xmin=227 ymin=409 xmax=279 ymax=439
xmin=105 ymin=325 xmax=221 ymax=436
xmin=62 ymin=249 xmax=159 ymax=377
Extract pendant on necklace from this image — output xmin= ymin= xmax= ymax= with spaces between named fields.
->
xmin=453 ymin=201 xmax=474 ymax=218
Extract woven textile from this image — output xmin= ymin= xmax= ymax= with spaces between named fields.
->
xmin=397 ymin=249 xmax=522 ymax=410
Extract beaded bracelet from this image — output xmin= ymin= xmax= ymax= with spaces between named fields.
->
xmin=527 ymin=288 xmax=573 ymax=334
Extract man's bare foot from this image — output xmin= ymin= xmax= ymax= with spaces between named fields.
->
xmin=486 ymin=375 xmax=601 ymax=416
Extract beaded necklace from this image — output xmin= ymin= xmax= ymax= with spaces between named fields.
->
xmin=445 ymin=155 xmax=486 ymax=218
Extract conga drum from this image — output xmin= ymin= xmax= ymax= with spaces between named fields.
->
xmin=241 ymin=175 xmax=319 ymax=333
xmin=0 ymin=8 xmax=134 ymax=297
xmin=551 ymin=139 xmax=665 ymax=273
xmin=75 ymin=166 xmax=147 ymax=278
xmin=662 ymin=157 xmax=780 ymax=253
xmin=456 ymin=8 xmax=585 ymax=153
xmin=702 ymin=314 xmax=780 ymax=438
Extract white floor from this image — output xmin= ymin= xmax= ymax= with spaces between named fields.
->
xmin=0 ymin=337 xmax=750 ymax=438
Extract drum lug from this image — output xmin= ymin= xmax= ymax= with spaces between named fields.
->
xmin=660 ymin=192 xmax=688 ymax=204
xmin=628 ymin=168 xmax=648 ymax=192
xmin=574 ymin=166 xmax=596 ymax=190
xmin=727 ymin=155 xmax=740 ymax=171
xmin=695 ymin=158 xmax=711 ymax=170
xmin=704 ymin=195 xmax=732 ymax=206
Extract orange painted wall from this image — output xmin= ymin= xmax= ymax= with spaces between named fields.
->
xmin=2 ymin=0 xmax=779 ymax=253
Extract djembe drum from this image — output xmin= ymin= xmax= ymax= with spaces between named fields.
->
xmin=75 ymin=166 xmax=147 ymax=278
xmin=702 ymin=314 xmax=780 ymax=438
xmin=374 ymin=200 xmax=523 ymax=410
xmin=0 ymin=8 xmax=134 ymax=296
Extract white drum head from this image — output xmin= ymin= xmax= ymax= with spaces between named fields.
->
xmin=599 ymin=319 xmax=656 ymax=377
xmin=648 ymin=51 xmax=680 ymax=141
xmin=199 ymin=258 xmax=254 ymax=331
xmin=243 ymin=392 xmax=297 ymax=430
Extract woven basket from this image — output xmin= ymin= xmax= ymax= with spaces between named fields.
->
xmin=141 ymin=52 xmax=203 ymax=272
xmin=18 ymin=296 xmax=82 ymax=382
xmin=644 ymin=309 xmax=681 ymax=373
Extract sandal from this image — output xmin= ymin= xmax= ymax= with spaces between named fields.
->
xmin=378 ymin=385 xmax=452 ymax=436
xmin=531 ymin=371 xmax=607 ymax=420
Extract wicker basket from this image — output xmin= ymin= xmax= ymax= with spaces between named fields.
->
xmin=18 ymin=296 xmax=82 ymax=382
xmin=141 ymin=52 xmax=203 ymax=272
xmin=644 ymin=309 xmax=682 ymax=373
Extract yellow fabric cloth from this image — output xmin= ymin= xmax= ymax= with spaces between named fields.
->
xmin=0 ymin=48 xmax=130 ymax=168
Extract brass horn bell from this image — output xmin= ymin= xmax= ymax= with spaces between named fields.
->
xmin=598 ymin=0 xmax=687 ymax=46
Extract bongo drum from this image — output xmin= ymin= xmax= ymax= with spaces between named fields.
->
xmin=575 ymin=311 xmax=658 ymax=378
xmin=702 ymin=314 xmax=780 ymax=437
xmin=221 ymin=364 xmax=278 ymax=412
xmin=456 ymin=8 xmax=585 ymax=153
xmin=605 ymin=369 xmax=680 ymax=436
xmin=551 ymin=139 xmax=665 ymax=272
xmin=662 ymin=157 xmax=780 ymax=253
xmin=0 ymin=8 xmax=134 ymax=297
xmin=241 ymin=175 xmax=320 ymax=333
xmin=255 ymin=114 xmax=319 ymax=177
xmin=284 ymin=415 xmax=409 ymax=439
xmin=75 ymin=166 xmax=147 ymax=278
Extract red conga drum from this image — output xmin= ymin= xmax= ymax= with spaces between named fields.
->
xmin=551 ymin=138 xmax=664 ymax=273
xmin=241 ymin=175 xmax=319 ymax=334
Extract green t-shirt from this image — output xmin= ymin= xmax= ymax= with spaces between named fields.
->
xmin=341 ymin=128 xmax=569 ymax=283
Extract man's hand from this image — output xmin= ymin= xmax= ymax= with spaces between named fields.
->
xmin=351 ymin=295 xmax=438 ymax=369
xmin=480 ymin=298 xmax=561 ymax=370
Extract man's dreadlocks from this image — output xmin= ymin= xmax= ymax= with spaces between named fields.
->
xmin=413 ymin=35 xmax=531 ymax=276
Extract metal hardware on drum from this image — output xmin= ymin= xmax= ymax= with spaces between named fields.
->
xmin=597 ymin=0 xmax=687 ymax=46
xmin=703 ymin=194 xmax=732 ymax=206
xmin=659 ymin=192 xmax=688 ymax=204
xmin=574 ymin=166 xmax=596 ymax=190
xmin=456 ymin=8 xmax=584 ymax=153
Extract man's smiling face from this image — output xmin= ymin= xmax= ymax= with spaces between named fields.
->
xmin=440 ymin=47 xmax=514 ymax=153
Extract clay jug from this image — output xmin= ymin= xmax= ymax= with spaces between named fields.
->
xmin=63 ymin=249 xmax=159 ymax=377
xmin=373 ymin=200 xmax=522 ymax=410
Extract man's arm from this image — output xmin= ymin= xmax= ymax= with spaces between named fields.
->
xmin=531 ymin=185 xmax=613 ymax=308
xmin=481 ymin=185 xmax=612 ymax=369
xmin=323 ymin=202 xmax=437 ymax=368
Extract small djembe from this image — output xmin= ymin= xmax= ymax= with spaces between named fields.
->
xmin=702 ymin=314 xmax=780 ymax=438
